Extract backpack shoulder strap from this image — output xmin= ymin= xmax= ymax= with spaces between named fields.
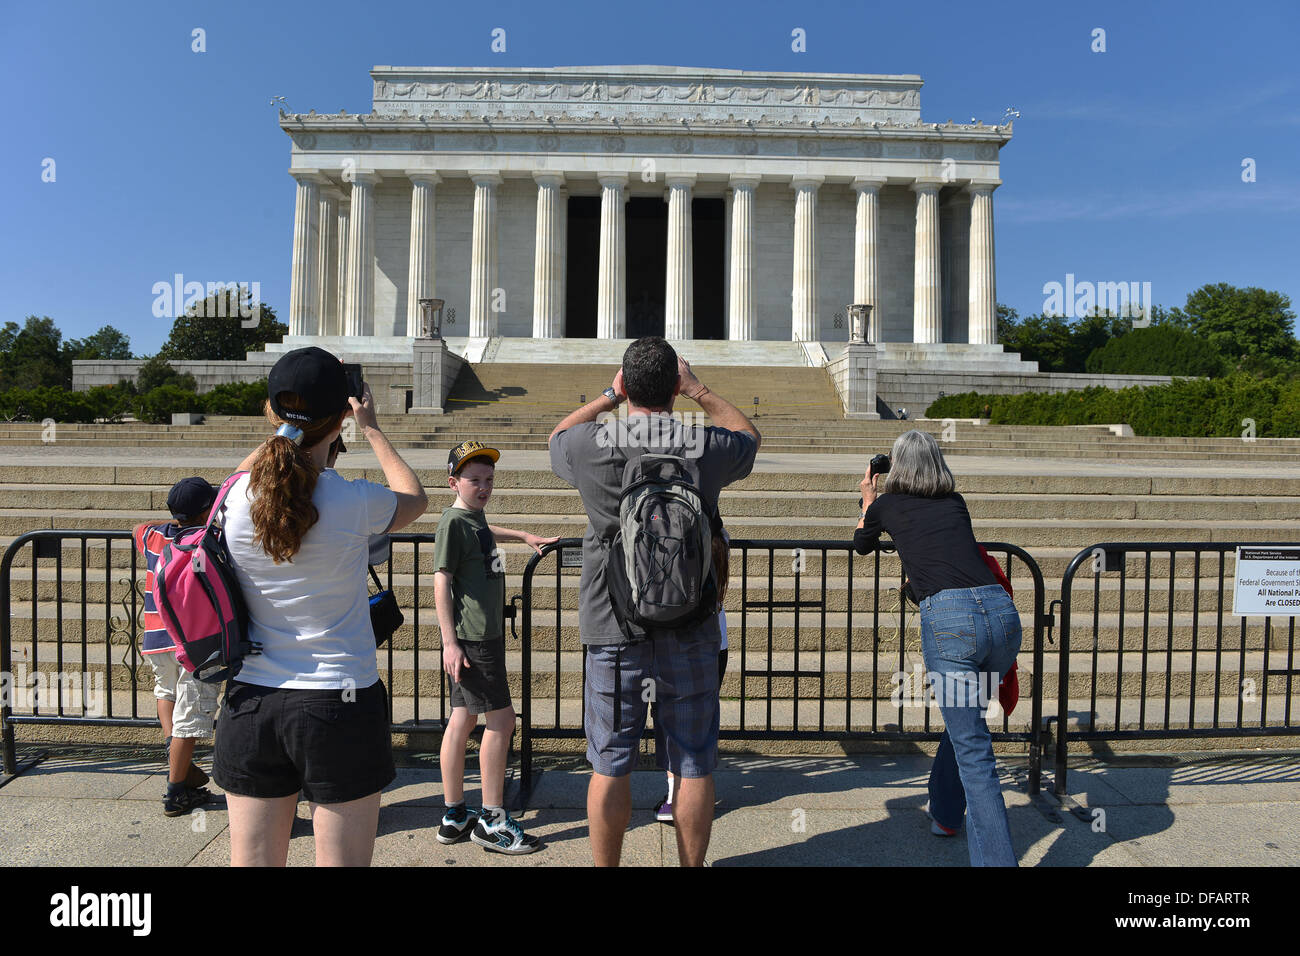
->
xmin=204 ymin=471 xmax=248 ymax=531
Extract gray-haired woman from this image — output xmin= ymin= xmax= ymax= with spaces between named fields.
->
xmin=853 ymin=429 xmax=1022 ymax=866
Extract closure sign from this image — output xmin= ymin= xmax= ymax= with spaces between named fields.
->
xmin=1233 ymin=546 xmax=1300 ymax=616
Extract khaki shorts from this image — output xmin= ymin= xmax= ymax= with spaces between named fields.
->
xmin=149 ymin=652 xmax=220 ymax=738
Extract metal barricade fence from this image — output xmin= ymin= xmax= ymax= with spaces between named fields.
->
xmin=1053 ymin=542 xmax=1300 ymax=795
xmin=0 ymin=529 xmax=454 ymax=777
xmin=518 ymin=538 xmax=1049 ymax=799
xmin=3 ymin=530 xmax=1047 ymax=797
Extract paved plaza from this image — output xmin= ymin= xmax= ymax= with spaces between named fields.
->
xmin=2 ymin=747 xmax=1296 ymax=867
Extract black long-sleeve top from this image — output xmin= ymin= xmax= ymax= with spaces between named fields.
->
xmin=853 ymin=492 xmax=997 ymax=601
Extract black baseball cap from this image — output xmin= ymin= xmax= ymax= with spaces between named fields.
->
xmin=167 ymin=477 xmax=217 ymax=523
xmin=267 ymin=347 xmax=349 ymax=424
xmin=448 ymin=439 xmax=500 ymax=476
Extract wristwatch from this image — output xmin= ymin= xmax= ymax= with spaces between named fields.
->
xmin=602 ymin=387 xmax=621 ymax=406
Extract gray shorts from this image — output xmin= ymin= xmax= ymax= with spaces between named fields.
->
xmin=583 ymin=632 xmax=721 ymax=779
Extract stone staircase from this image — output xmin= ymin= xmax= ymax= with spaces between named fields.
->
xmin=484 ymin=337 xmax=813 ymax=366
xmin=16 ymin=358 xmax=1300 ymax=462
xmin=3 ymin=416 xmax=1299 ymax=463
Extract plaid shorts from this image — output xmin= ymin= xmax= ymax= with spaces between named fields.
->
xmin=583 ymin=632 xmax=721 ymax=779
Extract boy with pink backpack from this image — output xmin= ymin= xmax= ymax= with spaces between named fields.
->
xmin=132 ymin=477 xmax=222 ymax=816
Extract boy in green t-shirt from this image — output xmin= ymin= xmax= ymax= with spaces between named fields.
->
xmin=434 ymin=440 xmax=557 ymax=854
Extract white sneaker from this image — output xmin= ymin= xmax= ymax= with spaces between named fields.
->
xmin=471 ymin=810 xmax=543 ymax=855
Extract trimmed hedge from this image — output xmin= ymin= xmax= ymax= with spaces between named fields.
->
xmin=0 ymin=385 xmax=131 ymax=423
xmin=136 ymin=385 xmax=201 ymax=424
xmin=1 ymin=377 xmax=269 ymax=424
xmin=926 ymin=374 xmax=1300 ymax=437
xmin=201 ymin=380 xmax=268 ymax=417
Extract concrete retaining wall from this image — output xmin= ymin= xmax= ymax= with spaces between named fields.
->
xmin=876 ymin=369 xmax=1177 ymax=417
xmin=73 ymin=359 xmax=422 ymax=416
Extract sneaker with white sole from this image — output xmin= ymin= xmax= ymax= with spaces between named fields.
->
xmin=471 ymin=810 xmax=543 ymax=855
xmin=654 ymin=796 xmax=674 ymax=823
xmin=436 ymin=805 xmax=478 ymax=844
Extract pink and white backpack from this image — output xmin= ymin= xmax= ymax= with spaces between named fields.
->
xmin=154 ymin=472 xmax=258 ymax=682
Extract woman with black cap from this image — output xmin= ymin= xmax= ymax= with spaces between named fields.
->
xmin=213 ymin=346 xmax=428 ymax=866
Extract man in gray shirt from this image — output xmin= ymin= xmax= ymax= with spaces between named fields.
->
xmin=549 ymin=336 xmax=760 ymax=866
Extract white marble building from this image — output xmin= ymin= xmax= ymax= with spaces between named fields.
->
xmin=279 ymin=65 xmax=1011 ymax=357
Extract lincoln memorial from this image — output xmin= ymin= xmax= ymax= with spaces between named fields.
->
xmin=275 ymin=64 xmax=1013 ymax=367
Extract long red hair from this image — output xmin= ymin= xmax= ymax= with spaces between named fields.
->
xmin=248 ymin=394 xmax=345 ymax=563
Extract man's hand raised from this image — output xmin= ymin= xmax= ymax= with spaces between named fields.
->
xmin=678 ymin=356 xmax=707 ymax=402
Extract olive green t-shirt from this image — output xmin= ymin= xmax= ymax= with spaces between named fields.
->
xmin=433 ymin=506 xmax=505 ymax=642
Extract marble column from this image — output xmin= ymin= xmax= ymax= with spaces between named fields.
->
xmin=406 ymin=171 xmax=440 ymax=337
xmin=342 ymin=171 xmax=379 ymax=337
xmin=288 ymin=171 xmax=321 ymax=336
xmin=722 ymin=186 xmax=732 ymax=328
xmin=597 ymin=174 xmax=627 ymax=339
xmin=664 ymin=174 xmax=696 ymax=340
xmin=728 ymin=175 xmax=761 ymax=341
xmin=852 ymin=177 xmax=887 ymax=343
xmin=791 ymin=176 xmax=823 ymax=342
xmin=335 ymin=203 xmax=350 ymax=337
xmin=558 ymin=187 xmax=568 ymax=333
xmin=469 ymin=171 xmax=502 ymax=338
xmin=967 ymin=181 xmax=999 ymax=345
xmin=314 ymin=189 xmax=340 ymax=338
xmin=532 ymin=172 xmax=566 ymax=337
xmin=911 ymin=179 xmax=943 ymax=344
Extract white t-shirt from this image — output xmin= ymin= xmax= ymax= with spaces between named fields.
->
xmin=222 ymin=469 xmax=397 ymax=689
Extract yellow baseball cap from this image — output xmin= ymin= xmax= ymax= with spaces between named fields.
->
xmin=448 ymin=439 xmax=500 ymax=475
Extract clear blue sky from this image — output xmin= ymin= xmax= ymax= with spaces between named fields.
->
xmin=4 ymin=0 xmax=1297 ymax=355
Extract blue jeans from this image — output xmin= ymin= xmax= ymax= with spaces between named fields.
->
xmin=919 ymin=584 xmax=1022 ymax=867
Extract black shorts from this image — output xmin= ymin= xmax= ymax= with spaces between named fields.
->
xmin=212 ymin=679 xmax=396 ymax=804
xmin=449 ymin=638 xmax=513 ymax=715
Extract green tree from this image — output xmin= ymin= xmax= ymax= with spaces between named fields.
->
xmin=1064 ymin=310 xmax=1131 ymax=372
xmin=995 ymin=303 xmax=1020 ymax=343
xmin=67 ymin=325 xmax=132 ymax=360
xmin=136 ymin=356 xmax=197 ymax=393
xmin=1000 ymin=312 xmax=1073 ymax=371
xmin=158 ymin=287 xmax=286 ymax=361
xmin=1085 ymin=324 xmax=1227 ymax=377
xmin=1000 ymin=307 xmax=1144 ymax=373
xmin=1176 ymin=283 xmax=1297 ymax=363
xmin=0 ymin=316 xmax=68 ymax=390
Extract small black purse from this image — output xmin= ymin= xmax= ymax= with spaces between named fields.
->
xmin=368 ymin=565 xmax=404 ymax=647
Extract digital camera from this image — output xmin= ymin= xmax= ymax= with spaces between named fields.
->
xmin=858 ymin=453 xmax=892 ymax=510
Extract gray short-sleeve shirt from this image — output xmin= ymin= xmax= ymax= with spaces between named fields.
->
xmin=550 ymin=412 xmax=758 ymax=645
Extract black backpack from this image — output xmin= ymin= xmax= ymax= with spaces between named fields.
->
xmin=605 ymin=453 xmax=719 ymax=640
